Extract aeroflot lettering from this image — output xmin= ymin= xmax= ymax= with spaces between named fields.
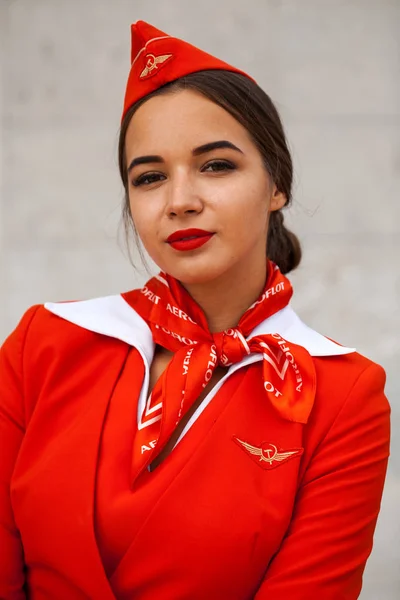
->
xmin=250 ymin=282 xmax=285 ymax=308
xmin=224 ymin=328 xmax=237 ymax=337
xmin=202 ymin=344 xmax=217 ymax=388
xmin=182 ymin=347 xmax=194 ymax=375
xmin=154 ymin=324 xmax=197 ymax=346
xmin=264 ymin=380 xmax=283 ymax=398
xmin=141 ymin=285 xmax=160 ymax=305
xmin=271 ymin=333 xmax=303 ymax=392
xmin=166 ymin=303 xmax=196 ymax=324
xmin=141 ymin=439 xmax=157 ymax=453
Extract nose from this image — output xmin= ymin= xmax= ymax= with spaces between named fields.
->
xmin=166 ymin=172 xmax=203 ymax=218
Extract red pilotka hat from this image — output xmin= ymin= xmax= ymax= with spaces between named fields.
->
xmin=122 ymin=21 xmax=255 ymax=122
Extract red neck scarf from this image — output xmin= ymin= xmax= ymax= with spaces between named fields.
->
xmin=124 ymin=262 xmax=316 ymax=484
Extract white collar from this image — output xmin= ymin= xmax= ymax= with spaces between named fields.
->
xmin=44 ymin=294 xmax=355 ymax=361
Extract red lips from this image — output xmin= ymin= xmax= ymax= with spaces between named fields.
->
xmin=166 ymin=229 xmax=215 ymax=252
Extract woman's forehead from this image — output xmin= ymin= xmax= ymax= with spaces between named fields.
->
xmin=125 ymin=89 xmax=250 ymax=152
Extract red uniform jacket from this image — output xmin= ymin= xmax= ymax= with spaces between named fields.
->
xmin=0 ymin=295 xmax=390 ymax=600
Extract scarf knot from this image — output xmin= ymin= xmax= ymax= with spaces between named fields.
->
xmin=212 ymin=327 xmax=251 ymax=366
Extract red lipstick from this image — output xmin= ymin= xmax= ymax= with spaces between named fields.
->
xmin=167 ymin=228 xmax=214 ymax=252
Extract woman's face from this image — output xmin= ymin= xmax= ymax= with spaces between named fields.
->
xmin=125 ymin=89 xmax=286 ymax=285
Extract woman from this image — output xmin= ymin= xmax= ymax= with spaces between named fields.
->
xmin=0 ymin=20 xmax=390 ymax=600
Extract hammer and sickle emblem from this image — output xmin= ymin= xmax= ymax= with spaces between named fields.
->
xmin=140 ymin=53 xmax=173 ymax=79
xmin=234 ymin=437 xmax=303 ymax=469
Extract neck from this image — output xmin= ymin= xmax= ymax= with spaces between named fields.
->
xmin=182 ymin=261 xmax=268 ymax=333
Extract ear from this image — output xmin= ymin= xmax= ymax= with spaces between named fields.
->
xmin=269 ymin=185 xmax=287 ymax=212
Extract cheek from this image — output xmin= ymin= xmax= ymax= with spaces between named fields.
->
xmin=128 ymin=198 xmax=167 ymax=264
xmin=224 ymin=184 xmax=270 ymax=234
xmin=129 ymin=196 xmax=154 ymax=233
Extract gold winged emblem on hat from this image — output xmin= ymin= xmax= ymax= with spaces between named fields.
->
xmin=140 ymin=53 xmax=173 ymax=79
xmin=234 ymin=438 xmax=303 ymax=467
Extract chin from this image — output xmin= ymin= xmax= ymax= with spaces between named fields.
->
xmin=156 ymin=256 xmax=230 ymax=287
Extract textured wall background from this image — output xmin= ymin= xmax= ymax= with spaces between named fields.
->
xmin=1 ymin=0 xmax=399 ymax=597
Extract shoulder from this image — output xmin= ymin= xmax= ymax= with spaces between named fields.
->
xmin=3 ymin=303 xmax=117 ymax=353
xmin=1 ymin=304 xmax=42 ymax=359
xmin=275 ymin=308 xmax=389 ymax=450
xmin=2 ymin=292 xmax=154 ymax=381
xmin=3 ymin=290 xmax=148 ymax=352
xmin=302 ymin=351 xmax=389 ymax=468
xmin=1 ymin=302 xmax=135 ymax=424
xmin=1 ymin=301 xmax=133 ymax=383
xmin=314 ymin=350 xmax=386 ymax=392
xmin=252 ymin=303 xmax=387 ymax=395
xmin=278 ymin=305 xmax=387 ymax=402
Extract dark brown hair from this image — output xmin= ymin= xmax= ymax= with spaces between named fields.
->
xmin=118 ymin=70 xmax=301 ymax=274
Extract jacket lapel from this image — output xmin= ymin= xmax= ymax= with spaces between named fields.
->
xmin=56 ymin=346 xmax=126 ymax=599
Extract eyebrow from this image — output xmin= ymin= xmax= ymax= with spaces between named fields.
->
xmin=192 ymin=140 xmax=244 ymax=156
xmin=127 ymin=140 xmax=243 ymax=173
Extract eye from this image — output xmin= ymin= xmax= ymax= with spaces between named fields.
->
xmin=131 ymin=172 xmax=166 ymax=187
xmin=202 ymin=160 xmax=236 ymax=173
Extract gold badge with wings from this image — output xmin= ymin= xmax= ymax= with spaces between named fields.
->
xmin=140 ymin=53 xmax=173 ymax=79
xmin=234 ymin=438 xmax=303 ymax=470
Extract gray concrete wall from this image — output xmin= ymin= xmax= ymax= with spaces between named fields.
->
xmin=1 ymin=0 xmax=399 ymax=597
